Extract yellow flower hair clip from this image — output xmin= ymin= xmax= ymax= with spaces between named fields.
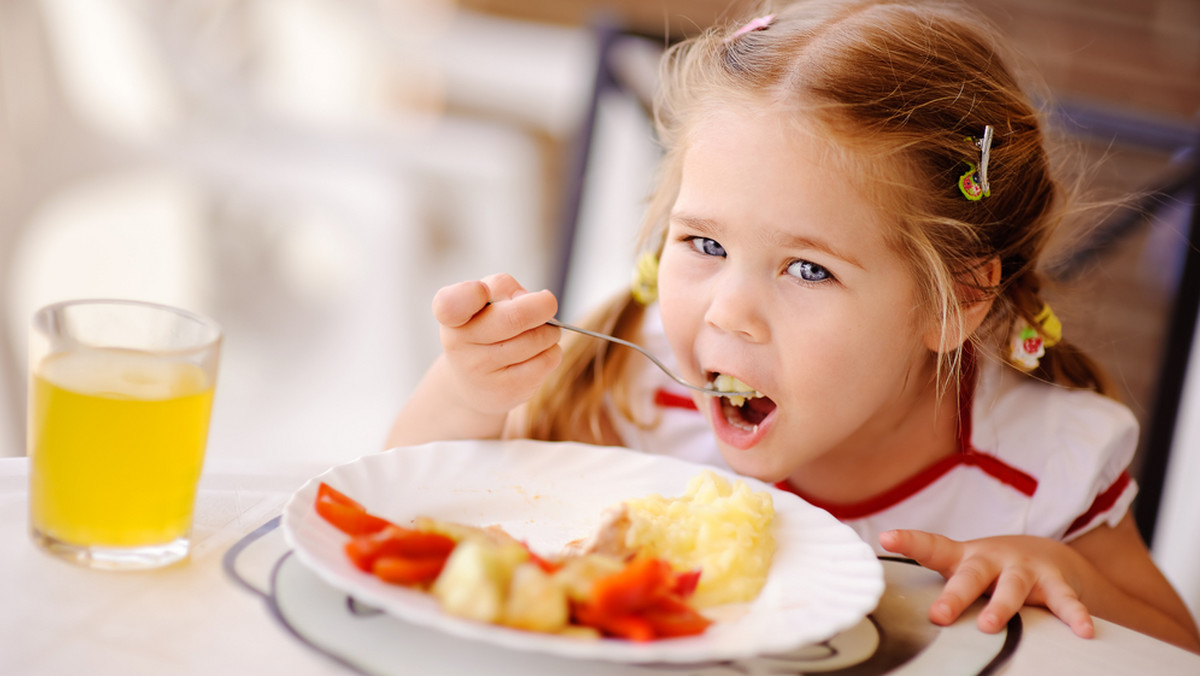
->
xmin=630 ymin=251 xmax=659 ymax=305
xmin=1009 ymin=304 xmax=1062 ymax=371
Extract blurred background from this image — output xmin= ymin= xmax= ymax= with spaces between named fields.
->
xmin=1 ymin=0 xmax=1198 ymax=620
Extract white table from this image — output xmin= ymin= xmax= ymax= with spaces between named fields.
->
xmin=3 ymin=456 xmax=1199 ymax=675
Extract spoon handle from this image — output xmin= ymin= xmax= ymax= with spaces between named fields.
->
xmin=546 ymin=318 xmax=755 ymax=398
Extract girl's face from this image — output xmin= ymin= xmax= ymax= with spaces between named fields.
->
xmin=657 ymin=103 xmax=941 ymax=484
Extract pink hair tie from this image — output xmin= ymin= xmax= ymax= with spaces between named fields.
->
xmin=727 ymin=14 xmax=775 ymax=41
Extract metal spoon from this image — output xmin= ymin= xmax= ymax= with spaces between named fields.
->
xmin=547 ymin=318 xmax=757 ymax=398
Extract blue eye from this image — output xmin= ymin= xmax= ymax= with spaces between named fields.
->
xmin=787 ymin=259 xmax=831 ymax=283
xmin=690 ymin=237 xmax=726 ymax=257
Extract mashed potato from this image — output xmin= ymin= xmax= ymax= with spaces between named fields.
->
xmin=623 ymin=470 xmax=775 ymax=607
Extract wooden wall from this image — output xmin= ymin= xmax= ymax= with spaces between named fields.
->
xmin=460 ymin=0 xmax=1199 ymax=123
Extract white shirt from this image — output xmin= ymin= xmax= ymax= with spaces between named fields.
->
xmin=610 ymin=306 xmax=1139 ymax=553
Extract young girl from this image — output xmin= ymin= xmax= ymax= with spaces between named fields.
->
xmin=389 ymin=0 xmax=1200 ymax=652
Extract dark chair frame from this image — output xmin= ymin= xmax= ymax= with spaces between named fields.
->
xmin=1048 ymin=104 xmax=1200 ymax=545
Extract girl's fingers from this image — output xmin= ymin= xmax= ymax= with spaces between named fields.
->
xmin=441 ymin=290 xmax=558 ymax=351
xmin=433 ymin=277 xmax=558 ymax=345
xmin=465 ymin=340 xmax=563 ymax=412
xmin=977 ymin=565 xmax=1036 ymax=633
xmin=477 ymin=289 xmax=558 ymax=344
xmin=931 ymin=557 xmax=998 ymax=626
xmin=472 ymin=323 xmax=562 ymax=373
xmin=431 ymin=273 xmax=537 ymax=328
xmin=478 ymin=272 xmax=527 ymax=301
xmin=495 ymin=342 xmax=564 ymax=386
xmin=433 ymin=280 xmax=493 ymax=328
xmin=1040 ymin=579 xmax=1095 ymax=639
xmin=881 ymin=529 xmax=987 ymax=627
xmin=879 ymin=529 xmax=963 ymax=576
xmin=884 ymin=532 xmax=1096 ymax=639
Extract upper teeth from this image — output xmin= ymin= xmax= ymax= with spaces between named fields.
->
xmin=712 ymin=374 xmax=761 ymax=407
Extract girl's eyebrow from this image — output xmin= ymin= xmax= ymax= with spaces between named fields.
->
xmin=670 ymin=212 xmax=865 ymax=270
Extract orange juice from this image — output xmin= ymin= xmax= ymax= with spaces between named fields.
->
xmin=29 ymin=348 xmax=215 ymax=547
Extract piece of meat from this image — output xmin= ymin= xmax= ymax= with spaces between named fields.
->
xmin=561 ymin=504 xmax=636 ymax=559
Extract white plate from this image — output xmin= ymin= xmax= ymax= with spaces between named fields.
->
xmin=282 ymin=439 xmax=884 ymax=664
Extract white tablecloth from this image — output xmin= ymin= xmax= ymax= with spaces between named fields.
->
xmin=3 ymin=456 xmax=1198 ymax=675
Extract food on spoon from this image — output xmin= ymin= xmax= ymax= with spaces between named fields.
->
xmin=711 ymin=373 xmax=762 ymax=406
xmin=713 ymin=373 xmax=777 ymax=429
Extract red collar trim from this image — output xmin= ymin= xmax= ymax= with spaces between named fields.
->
xmin=773 ymin=351 xmax=1037 ymax=519
xmin=774 ymin=447 xmax=1037 ymax=520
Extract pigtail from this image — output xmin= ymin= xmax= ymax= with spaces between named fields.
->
xmin=518 ymin=291 xmax=646 ymax=444
xmin=1038 ymin=341 xmax=1117 ymax=399
xmin=514 ymin=76 xmax=684 ymax=443
xmin=1004 ymin=274 xmax=1117 ymax=398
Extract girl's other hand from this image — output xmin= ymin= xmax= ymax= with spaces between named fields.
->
xmin=432 ymin=273 xmax=563 ymax=417
xmin=879 ymin=529 xmax=1095 ymax=639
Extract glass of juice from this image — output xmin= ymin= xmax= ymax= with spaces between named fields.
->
xmin=27 ymin=299 xmax=221 ymax=570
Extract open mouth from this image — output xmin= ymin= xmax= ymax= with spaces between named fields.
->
xmin=709 ymin=373 xmax=777 ymax=431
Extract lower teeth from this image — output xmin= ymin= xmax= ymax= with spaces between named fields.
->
xmin=723 ymin=401 xmax=758 ymax=432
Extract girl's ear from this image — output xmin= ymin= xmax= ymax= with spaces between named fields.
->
xmin=922 ymin=257 xmax=1002 ymax=353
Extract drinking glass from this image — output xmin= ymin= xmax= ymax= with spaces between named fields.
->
xmin=27 ymin=299 xmax=221 ymax=569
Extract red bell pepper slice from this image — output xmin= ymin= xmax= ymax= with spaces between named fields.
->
xmin=572 ymin=601 xmax=657 ymax=642
xmin=344 ymin=526 xmax=457 ymax=572
xmin=314 ymin=482 xmax=392 ymax=535
xmin=670 ymin=568 xmax=702 ymax=599
xmin=372 ymin=555 xmax=447 ymax=586
xmin=590 ymin=557 xmax=672 ymax=616
xmin=317 ymin=482 xmax=362 ymax=508
xmin=640 ymin=596 xmax=712 ymax=638
xmin=573 ymin=557 xmax=711 ymax=641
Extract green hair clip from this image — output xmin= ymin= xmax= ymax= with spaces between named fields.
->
xmin=958 ymin=125 xmax=994 ymax=201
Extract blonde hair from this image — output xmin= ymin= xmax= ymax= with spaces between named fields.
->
xmin=520 ymin=0 xmax=1113 ymax=443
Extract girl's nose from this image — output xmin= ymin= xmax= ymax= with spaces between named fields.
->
xmin=703 ymin=275 xmax=769 ymax=342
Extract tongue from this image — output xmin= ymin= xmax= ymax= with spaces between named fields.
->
xmin=741 ymin=397 xmax=776 ymax=425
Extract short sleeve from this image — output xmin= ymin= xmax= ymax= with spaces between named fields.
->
xmin=1021 ymin=386 xmax=1140 ymax=542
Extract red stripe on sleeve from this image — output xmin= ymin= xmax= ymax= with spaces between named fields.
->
xmin=1063 ymin=471 xmax=1132 ymax=538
